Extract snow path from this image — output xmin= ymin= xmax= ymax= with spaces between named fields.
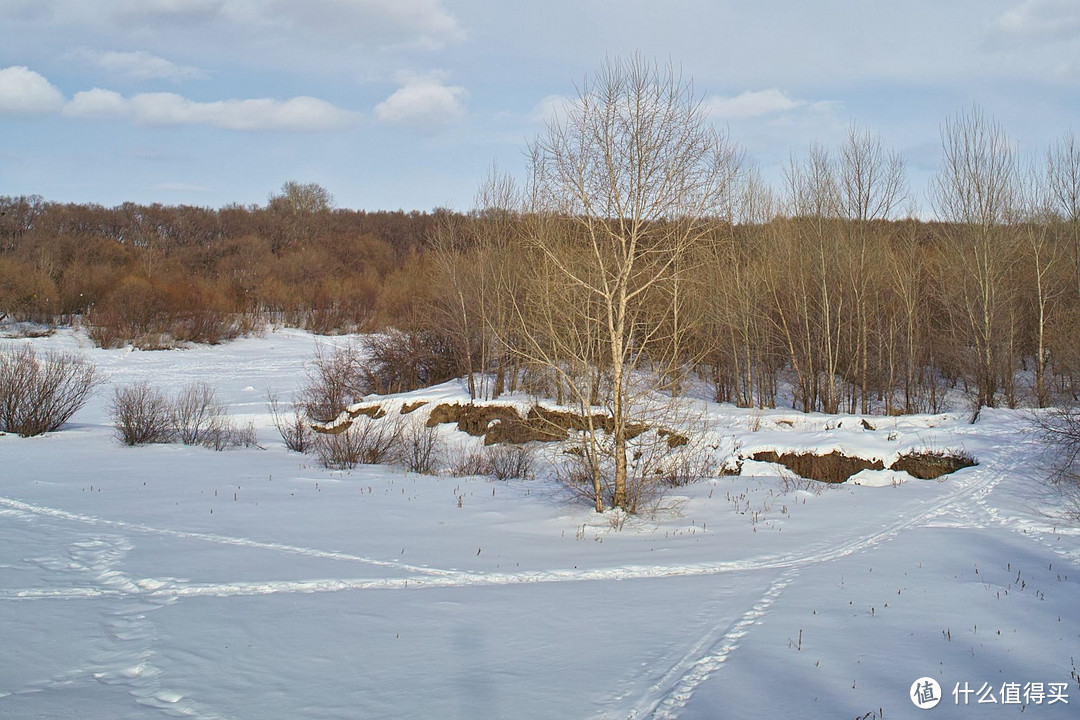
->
xmin=3 ymin=434 xmax=1029 ymax=607
xmin=1 ymin=453 xmax=997 ymax=601
xmin=0 ymin=495 xmax=460 ymax=579
xmin=631 ymin=568 xmax=801 ymax=720
xmin=594 ymin=438 xmax=1068 ymax=719
xmin=1 ymin=444 xmax=1035 ymax=719
xmin=14 ymin=532 xmax=227 ymax=719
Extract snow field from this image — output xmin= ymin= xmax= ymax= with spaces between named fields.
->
xmin=1 ymin=328 xmax=1077 ymax=718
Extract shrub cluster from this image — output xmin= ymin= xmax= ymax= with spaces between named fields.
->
xmin=0 ymin=345 xmax=101 ymax=436
xmin=111 ymin=380 xmax=256 ymax=449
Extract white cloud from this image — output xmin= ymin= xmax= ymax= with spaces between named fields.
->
xmin=706 ymin=89 xmax=804 ymax=120
xmin=262 ymin=0 xmax=463 ymax=50
xmin=42 ymin=72 xmax=360 ymax=131
xmin=112 ymin=0 xmax=226 ymax=25
xmin=374 ymin=75 xmax=465 ymax=129
xmin=529 ymin=93 xmax=573 ymax=125
xmin=83 ymin=92 xmax=359 ymax=131
xmin=81 ymin=50 xmax=206 ymax=82
xmin=0 ymin=65 xmax=65 ymax=115
xmin=994 ymin=0 xmax=1080 ymax=43
xmin=0 ymin=0 xmax=54 ymax=21
xmin=63 ymin=88 xmax=129 ymax=118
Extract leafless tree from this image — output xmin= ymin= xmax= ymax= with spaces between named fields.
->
xmin=836 ymin=125 xmax=907 ymax=412
xmin=1047 ymin=130 xmax=1080 ymax=299
xmin=1020 ymin=161 xmax=1068 ymax=406
xmin=513 ymin=56 xmax=741 ymax=512
xmin=268 ymin=181 xmax=334 ymax=214
xmin=931 ymin=105 xmax=1021 ymax=411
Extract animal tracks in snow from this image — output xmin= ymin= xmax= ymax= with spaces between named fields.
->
xmin=0 ymin=450 xmax=1028 ymax=720
xmin=0 ymin=451 xmax=1004 ymax=602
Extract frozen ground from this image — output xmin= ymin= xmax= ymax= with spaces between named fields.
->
xmin=1 ymin=328 xmax=1078 ymax=719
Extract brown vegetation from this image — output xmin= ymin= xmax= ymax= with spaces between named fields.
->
xmin=0 ymin=345 xmax=101 ymax=436
xmin=1 ymin=93 xmax=1077 ymax=481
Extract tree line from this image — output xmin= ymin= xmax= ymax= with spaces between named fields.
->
xmin=2 ymin=67 xmax=1079 ymax=423
xmin=430 ymin=116 xmax=1080 ymax=420
xmin=0 ymin=188 xmax=445 ymax=345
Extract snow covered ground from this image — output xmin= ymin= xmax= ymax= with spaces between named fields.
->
xmin=1 ymin=328 xmax=1078 ymax=719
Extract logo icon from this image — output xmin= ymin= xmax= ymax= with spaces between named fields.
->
xmin=911 ymin=677 xmax=942 ymax=709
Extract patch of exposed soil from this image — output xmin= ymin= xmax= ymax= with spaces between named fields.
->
xmin=348 ymin=404 xmax=386 ymax=420
xmin=750 ymin=448 xmax=978 ymax=483
xmin=425 ymin=403 xmax=524 ymax=436
xmin=891 ymin=451 xmax=977 ymax=479
xmin=751 ymin=450 xmax=884 ymax=483
xmin=424 ymin=402 xmax=658 ymax=445
xmin=658 ymin=428 xmax=689 ymax=448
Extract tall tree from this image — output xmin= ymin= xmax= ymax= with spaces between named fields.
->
xmin=516 ymin=56 xmax=741 ymax=512
xmin=932 ymin=105 xmax=1020 ymax=411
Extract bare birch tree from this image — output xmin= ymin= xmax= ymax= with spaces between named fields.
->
xmin=518 ymin=56 xmax=741 ymax=512
xmin=836 ymin=124 xmax=907 ymax=412
xmin=1047 ymin=130 xmax=1080 ymax=300
xmin=932 ymin=105 xmax=1020 ymax=411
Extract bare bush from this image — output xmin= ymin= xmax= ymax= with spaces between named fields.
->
xmin=203 ymin=417 xmax=259 ymax=451
xmin=0 ymin=345 xmax=102 ymax=437
xmin=170 ymin=381 xmax=258 ymax=450
xmin=658 ymin=444 xmax=718 ymax=488
xmin=313 ymin=415 xmax=403 ymax=470
xmin=301 ymin=342 xmax=370 ymax=423
xmin=1035 ymin=406 xmax=1080 ymax=518
xmin=111 ymin=381 xmax=174 ymax=446
xmin=267 ymin=391 xmax=312 ymax=453
xmin=233 ymin=420 xmax=259 ymax=448
xmin=399 ymin=421 xmax=443 ymax=474
xmin=485 ymin=444 xmax=534 ymax=481
xmin=555 ymin=427 xmax=713 ymax=515
xmin=447 ymin=446 xmax=491 ymax=477
xmin=362 ymin=328 xmax=459 ymax=395
xmin=173 ymin=381 xmax=225 ymax=445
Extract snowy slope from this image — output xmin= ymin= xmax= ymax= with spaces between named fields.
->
xmin=1 ymin=328 xmax=1077 ymax=719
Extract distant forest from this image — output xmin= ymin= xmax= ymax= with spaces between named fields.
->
xmin=2 ymin=122 xmax=1079 ymax=418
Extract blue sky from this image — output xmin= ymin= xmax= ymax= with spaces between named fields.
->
xmin=0 ymin=0 xmax=1077 ymax=213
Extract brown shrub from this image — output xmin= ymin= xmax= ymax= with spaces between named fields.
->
xmin=267 ymin=391 xmax=312 ymax=453
xmin=111 ymin=381 xmax=174 ymax=445
xmin=0 ymin=345 xmax=101 ymax=436
xmin=312 ymin=414 xmax=403 ymax=469
xmin=0 ymin=259 xmax=59 ymax=322
xmin=87 ymin=275 xmax=171 ymax=348
xmin=362 ymin=328 xmax=458 ymax=395
xmin=301 ymin=342 xmax=369 ymax=423
xmin=87 ymin=274 xmax=238 ymax=348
